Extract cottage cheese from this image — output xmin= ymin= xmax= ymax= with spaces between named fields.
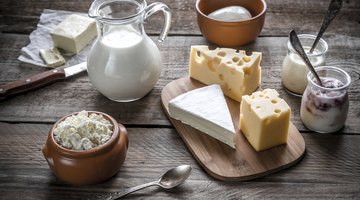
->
xmin=53 ymin=111 xmax=113 ymax=150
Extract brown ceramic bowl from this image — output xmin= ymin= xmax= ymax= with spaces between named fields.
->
xmin=42 ymin=111 xmax=128 ymax=185
xmin=196 ymin=0 xmax=267 ymax=47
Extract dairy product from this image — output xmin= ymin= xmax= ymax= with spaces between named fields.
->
xmin=208 ymin=6 xmax=252 ymax=21
xmin=53 ymin=111 xmax=113 ymax=150
xmin=169 ymin=85 xmax=236 ymax=148
xmin=189 ymin=45 xmax=262 ymax=102
xmin=39 ymin=47 xmax=65 ymax=68
xmin=240 ymin=89 xmax=291 ymax=151
xmin=282 ymin=47 xmax=325 ymax=94
xmin=87 ymin=26 xmax=161 ymax=102
xmin=301 ymin=77 xmax=349 ymax=133
xmin=51 ymin=14 xmax=97 ymax=54
xmin=281 ymin=34 xmax=328 ymax=95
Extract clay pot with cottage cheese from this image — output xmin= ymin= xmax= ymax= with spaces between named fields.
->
xmin=42 ymin=111 xmax=128 ymax=185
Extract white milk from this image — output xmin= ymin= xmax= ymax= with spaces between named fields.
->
xmin=87 ymin=26 xmax=161 ymax=102
xmin=282 ymin=47 xmax=325 ymax=95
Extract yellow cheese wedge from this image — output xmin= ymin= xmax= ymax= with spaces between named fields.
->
xmin=240 ymin=89 xmax=291 ymax=151
xmin=189 ymin=45 xmax=262 ymax=102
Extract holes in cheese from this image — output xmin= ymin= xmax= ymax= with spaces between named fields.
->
xmin=219 ymin=74 xmax=224 ymax=81
xmin=240 ymin=88 xmax=291 ymax=151
xmin=217 ymin=51 xmax=226 ymax=57
xmin=189 ymin=45 xmax=262 ymax=102
xmin=243 ymin=67 xmax=252 ymax=76
xmin=237 ymin=60 xmax=244 ymax=66
xmin=243 ymin=56 xmax=251 ymax=62
xmin=207 ymin=60 xmax=215 ymax=72
xmin=213 ymin=57 xmax=221 ymax=65
xmin=232 ymin=57 xmax=240 ymax=63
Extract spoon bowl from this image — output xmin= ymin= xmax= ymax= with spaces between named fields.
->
xmin=105 ymin=165 xmax=192 ymax=199
xmin=158 ymin=165 xmax=192 ymax=189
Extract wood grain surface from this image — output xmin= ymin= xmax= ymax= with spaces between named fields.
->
xmin=161 ymin=77 xmax=306 ymax=181
xmin=0 ymin=122 xmax=359 ymax=199
xmin=0 ymin=0 xmax=359 ymax=199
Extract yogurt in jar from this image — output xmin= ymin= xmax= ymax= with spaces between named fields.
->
xmin=300 ymin=66 xmax=351 ymax=133
xmin=281 ymin=34 xmax=328 ymax=95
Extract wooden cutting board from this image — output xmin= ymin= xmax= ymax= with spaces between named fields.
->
xmin=161 ymin=77 xmax=306 ymax=181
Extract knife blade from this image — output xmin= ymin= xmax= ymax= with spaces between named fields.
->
xmin=0 ymin=62 xmax=87 ymax=100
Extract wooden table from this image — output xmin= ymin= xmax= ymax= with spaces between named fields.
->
xmin=1 ymin=0 xmax=359 ymax=199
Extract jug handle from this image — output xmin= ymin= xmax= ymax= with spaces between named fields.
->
xmin=143 ymin=2 xmax=171 ymax=42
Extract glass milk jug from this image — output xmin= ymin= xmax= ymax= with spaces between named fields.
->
xmin=87 ymin=0 xmax=171 ymax=102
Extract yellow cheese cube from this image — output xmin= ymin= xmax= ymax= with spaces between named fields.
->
xmin=189 ymin=45 xmax=262 ymax=102
xmin=240 ymin=89 xmax=291 ymax=151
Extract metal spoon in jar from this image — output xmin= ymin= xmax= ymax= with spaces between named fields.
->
xmin=289 ymin=30 xmax=323 ymax=86
xmin=104 ymin=165 xmax=192 ymax=200
xmin=310 ymin=0 xmax=342 ymax=53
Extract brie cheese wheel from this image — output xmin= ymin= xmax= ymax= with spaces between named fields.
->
xmin=168 ymin=84 xmax=236 ymax=148
xmin=39 ymin=47 xmax=65 ymax=68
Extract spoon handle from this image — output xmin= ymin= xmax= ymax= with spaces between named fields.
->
xmin=289 ymin=30 xmax=323 ymax=86
xmin=104 ymin=181 xmax=158 ymax=200
xmin=310 ymin=0 xmax=342 ymax=53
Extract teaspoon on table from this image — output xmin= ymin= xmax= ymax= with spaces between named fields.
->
xmin=104 ymin=165 xmax=192 ymax=200
xmin=289 ymin=30 xmax=323 ymax=86
xmin=310 ymin=0 xmax=342 ymax=53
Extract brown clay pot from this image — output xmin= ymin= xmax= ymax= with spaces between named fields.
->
xmin=196 ymin=0 xmax=267 ymax=47
xmin=43 ymin=111 xmax=128 ymax=185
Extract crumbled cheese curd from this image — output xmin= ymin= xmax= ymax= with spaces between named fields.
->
xmin=53 ymin=111 xmax=113 ymax=150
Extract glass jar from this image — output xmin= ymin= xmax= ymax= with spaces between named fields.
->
xmin=281 ymin=34 xmax=328 ymax=96
xmin=300 ymin=66 xmax=351 ymax=133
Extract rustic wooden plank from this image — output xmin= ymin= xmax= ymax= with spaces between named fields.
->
xmin=0 ymin=33 xmax=359 ymax=133
xmin=0 ymin=122 xmax=359 ymax=199
xmin=0 ymin=0 xmax=359 ymax=36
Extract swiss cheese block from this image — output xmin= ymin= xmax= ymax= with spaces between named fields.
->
xmin=51 ymin=14 xmax=97 ymax=54
xmin=189 ymin=45 xmax=261 ymax=102
xmin=240 ymin=89 xmax=291 ymax=151
xmin=168 ymin=85 xmax=236 ymax=148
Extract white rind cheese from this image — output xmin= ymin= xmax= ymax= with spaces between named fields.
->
xmin=53 ymin=110 xmax=113 ymax=150
xmin=168 ymin=85 xmax=236 ymax=148
xmin=240 ymin=89 xmax=291 ymax=151
xmin=51 ymin=14 xmax=97 ymax=54
xmin=189 ymin=45 xmax=262 ymax=102
xmin=39 ymin=47 xmax=65 ymax=68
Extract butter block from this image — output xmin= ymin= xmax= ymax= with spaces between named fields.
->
xmin=51 ymin=14 xmax=97 ymax=54
xmin=39 ymin=48 xmax=65 ymax=68
xmin=169 ymin=85 xmax=236 ymax=148
xmin=189 ymin=45 xmax=262 ymax=102
xmin=240 ymin=89 xmax=291 ymax=151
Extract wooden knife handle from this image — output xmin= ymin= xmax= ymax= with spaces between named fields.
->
xmin=0 ymin=68 xmax=66 ymax=100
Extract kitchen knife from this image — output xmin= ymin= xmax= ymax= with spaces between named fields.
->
xmin=0 ymin=62 xmax=87 ymax=100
